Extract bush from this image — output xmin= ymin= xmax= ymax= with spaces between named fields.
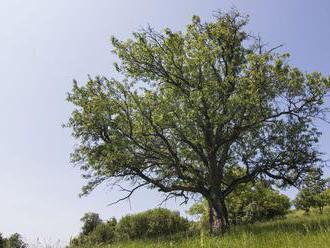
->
xmin=116 ymin=208 xmax=189 ymax=240
xmin=239 ymin=191 xmax=291 ymax=223
xmin=69 ymin=209 xmax=189 ymax=247
xmin=88 ymin=218 xmax=117 ymax=244
xmin=69 ymin=217 xmax=117 ymax=247
xmin=80 ymin=212 xmax=102 ymax=236
xmin=225 ymin=181 xmax=291 ymax=225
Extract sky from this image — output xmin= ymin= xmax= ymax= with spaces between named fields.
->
xmin=0 ymin=0 xmax=329 ymax=246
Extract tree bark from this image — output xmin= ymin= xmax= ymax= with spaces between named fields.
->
xmin=208 ymin=197 xmax=229 ymax=235
xmin=208 ymin=200 xmax=215 ymax=234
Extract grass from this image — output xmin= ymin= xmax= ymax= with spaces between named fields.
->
xmin=76 ymin=209 xmax=330 ymax=248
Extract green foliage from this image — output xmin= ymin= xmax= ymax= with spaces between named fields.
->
xmin=116 ymin=208 xmax=189 ymax=240
xmin=69 ymin=208 xmax=189 ymax=247
xmin=80 ymin=212 xmax=102 ymax=236
xmin=66 ymin=9 xmax=330 ymax=233
xmin=89 ymin=219 xmax=117 ymax=244
xmin=293 ymin=171 xmax=330 ymax=214
xmin=71 ymin=217 xmax=117 ymax=246
xmin=294 ymin=188 xmax=330 ymax=214
xmin=294 ymin=188 xmax=315 ymax=214
xmin=228 ymin=182 xmax=291 ymax=224
xmin=3 ymin=233 xmax=27 ymax=248
xmin=188 ymin=181 xmax=291 ymax=228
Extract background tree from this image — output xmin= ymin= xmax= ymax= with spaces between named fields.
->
xmin=80 ymin=212 xmax=103 ymax=236
xmin=293 ymin=170 xmax=330 ymax=214
xmin=66 ymin=9 xmax=330 ymax=234
xmin=83 ymin=217 xmax=117 ymax=245
xmin=0 ymin=233 xmax=4 ymax=248
xmin=293 ymin=188 xmax=315 ymax=214
xmin=313 ymin=191 xmax=329 ymax=214
xmin=5 ymin=233 xmax=27 ymax=248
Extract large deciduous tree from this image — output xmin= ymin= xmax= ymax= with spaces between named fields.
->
xmin=66 ymin=10 xmax=329 ymax=234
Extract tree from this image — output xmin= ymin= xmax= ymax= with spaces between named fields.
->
xmin=0 ymin=233 xmax=4 ymax=248
xmin=80 ymin=212 xmax=102 ymax=236
xmin=313 ymin=191 xmax=330 ymax=214
xmin=293 ymin=170 xmax=330 ymax=214
xmin=320 ymin=188 xmax=330 ymax=212
xmin=293 ymin=188 xmax=314 ymax=214
xmin=66 ymin=9 xmax=329 ymax=234
xmin=6 ymin=233 xmax=27 ymax=248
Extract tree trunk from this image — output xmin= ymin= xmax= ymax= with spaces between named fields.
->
xmin=208 ymin=200 xmax=215 ymax=234
xmin=208 ymin=197 xmax=229 ymax=235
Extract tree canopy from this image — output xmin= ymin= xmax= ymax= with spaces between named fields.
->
xmin=66 ymin=9 xmax=329 ymax=234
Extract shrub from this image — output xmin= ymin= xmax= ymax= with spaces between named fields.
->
xmin=88 ymin=218 xmax=117 ymax=244
xmin=69 ymin=217 xmax=117 ymax=247
xmin=116 ymin=208 xmax=189 ymax=240
xmin=224 ymin=181 xmax=291 ymax=225
xmin=80 ymin=212 xmax=102 ymax=236
xmin=239 ymin=191 xmax=291 ymax=223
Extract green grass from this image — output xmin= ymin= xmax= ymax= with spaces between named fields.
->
xmin=77 ymin=209 xmax=330 ymax=248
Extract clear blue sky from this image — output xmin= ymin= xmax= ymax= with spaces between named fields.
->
xmin=0 ymin=0 xmax=329 ymax=246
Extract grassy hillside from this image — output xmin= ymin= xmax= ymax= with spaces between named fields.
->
xmin=76 ymin=210 xmax=330 ymax=248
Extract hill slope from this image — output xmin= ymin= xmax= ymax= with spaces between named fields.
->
xmin=73 ymin=210 xmax=330 ymax=248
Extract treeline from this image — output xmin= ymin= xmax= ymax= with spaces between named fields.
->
xmin=0 ymin=233 xmax=27 ymax=248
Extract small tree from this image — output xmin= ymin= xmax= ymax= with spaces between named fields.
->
xmin=294 ymin=170 xmax=330 ymax=214
xmin=314 ymin=191 xmax=330 ymax=214
xmin=80 ymin=212 xmax=103 ymax=236
xmin=66 ymin=9 xmax=330 ymax=234
xmin=6 ymin=233 xmax=27 ymax=248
